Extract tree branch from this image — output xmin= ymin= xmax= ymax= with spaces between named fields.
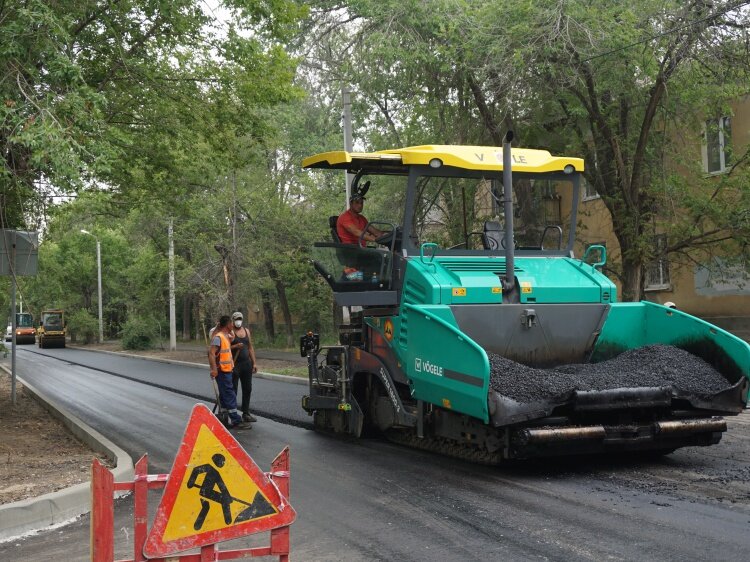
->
xmin=466 ymin=73 xmax=503 ymax=145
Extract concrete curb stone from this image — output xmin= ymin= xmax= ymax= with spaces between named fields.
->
xmin=0 ymin=364 xmax=134 ymax=543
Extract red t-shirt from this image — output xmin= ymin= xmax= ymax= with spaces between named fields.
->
xmin=337 ymin=209 xmax=368 ymax=246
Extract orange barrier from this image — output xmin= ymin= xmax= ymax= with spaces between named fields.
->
xmin=91 ymin=447 xmax=292 ymax=562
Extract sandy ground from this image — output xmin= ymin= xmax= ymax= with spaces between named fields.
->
xmin=0 ymin=371 xmax=109 ymax=504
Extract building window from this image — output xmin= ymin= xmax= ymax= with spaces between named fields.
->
xmin=645 ymin=234 xmax=671 ymax=290
xmin=582 ymin=177 xmax=599 ymax=201
xmin=703 ymin=116 xmax=732 ymax=174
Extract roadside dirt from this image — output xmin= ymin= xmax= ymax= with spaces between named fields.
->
xmin=0 ymin=370 xmax=109 ymax=504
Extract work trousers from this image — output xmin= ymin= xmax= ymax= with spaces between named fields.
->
xmin=232 ymin=361 xmax=253 ymax=414
xmin=216 ymin=370 xmax=242 ymax=424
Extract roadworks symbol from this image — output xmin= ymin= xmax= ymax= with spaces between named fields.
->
xmin=185 ymin=451 xmax=277 ymax=532
xmin=160 ymin=425 xmax=278 ymax=541
xmin=144 ymin=404 xmax=296 ymax=558
xmin=384 ymin=319 xmax=394 ymax=341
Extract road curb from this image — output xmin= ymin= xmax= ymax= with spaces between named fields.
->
xmin=67 ymin=346 xmax=308 ymax=386
xmin=0 ymin=365 xmax=134 ymax=543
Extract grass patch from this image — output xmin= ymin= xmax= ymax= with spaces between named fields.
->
xmin=272 ymin=366 xmax=309 ymax=378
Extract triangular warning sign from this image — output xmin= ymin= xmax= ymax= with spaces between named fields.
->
xmin=143 ymin=403 xmax=296 ymax=557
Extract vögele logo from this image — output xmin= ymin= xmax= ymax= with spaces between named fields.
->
xmin=415 ymin=357 xmax=443 ymax=376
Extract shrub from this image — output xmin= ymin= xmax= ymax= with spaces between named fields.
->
xmin=67 ymin=309 xmax=99 ymax=344
xmin=121 ymin=316 xmax=159 ymax=350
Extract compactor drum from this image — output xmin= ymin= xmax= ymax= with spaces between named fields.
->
xmin=300 ymin=142 xmax=750 ymax=463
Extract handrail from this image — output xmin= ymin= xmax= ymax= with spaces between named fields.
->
xmin=419 ymin=243 xmax=438 ymax=272
xmin=583 ymin=244 xmax=607 ymax=269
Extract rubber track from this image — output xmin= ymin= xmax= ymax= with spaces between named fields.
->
xmin=19 ymin=348 xmax=314 ymax=430
xmin=385 ymin=428 xmax=502 ymax=465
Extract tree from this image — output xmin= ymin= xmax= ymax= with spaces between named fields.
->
xmin=3 ymin=1 xmax=313 ymax=342
xmin=488 ymin=0 xmax=750 ymax=300
xmin=1 ymin=0 xmax=305 ymax=229
xmin=300 ymin=0 xmax=750 ymax=301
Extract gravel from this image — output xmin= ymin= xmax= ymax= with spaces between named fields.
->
xmin=488 ymin=344 xmax=733 ymax=403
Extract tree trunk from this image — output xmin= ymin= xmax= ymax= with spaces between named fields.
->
xmin=182 ymin=295 xmax=191 ymax=340
xmin=214 ymin=244 xmax=234 ymax=309
xmin=82 ymin=288 xmax=92 ymax=311
xmin=267 ymin=264 xmax=294 ymax=347
xmin=621 ymin=257 xmax=644 ymax=303
xmin=226 ymin=259 xmax=234 ymax=309
xmin=194 ymin=297 xmax=204 ymax=344
xmin=260 ymin=289 xmax=275 ymax=340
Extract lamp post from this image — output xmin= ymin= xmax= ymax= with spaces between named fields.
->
xmin=81 ymin=229 xmax=103 ymax=343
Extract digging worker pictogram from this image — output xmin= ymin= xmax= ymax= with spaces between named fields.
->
xmin=186 ymin=453 xmax=234 ymax=530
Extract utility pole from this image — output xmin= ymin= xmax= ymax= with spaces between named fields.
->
xmin=231 ymin=171 xmax=237 ymax=310
xmin=81 ymin=229 xmax=103 ymax=343
xmin=10 ymin=243 xmax=16 ymax=405
xmin=96 ymin=238 xmax=103 ymax=343
xmin=342 ymin=87 xmax=354 ymax=209
xmin=168 ymin=217 xmax=176 ymax=351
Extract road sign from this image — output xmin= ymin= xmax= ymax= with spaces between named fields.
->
xmin=143 ymin=404 xmax=296 ymax=558
xmin=0 ymin=230 xmax=38 ymax=276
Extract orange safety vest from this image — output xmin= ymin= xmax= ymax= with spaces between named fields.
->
xmin=215 ymin=332 xmax=234 ymax=373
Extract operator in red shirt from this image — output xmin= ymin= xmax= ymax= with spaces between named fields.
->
xmin=336 ymin=193 xmax=384 ymax=246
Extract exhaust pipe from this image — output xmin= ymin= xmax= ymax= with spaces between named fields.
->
xmin=502 ymin=131 xmax=515 ymax=294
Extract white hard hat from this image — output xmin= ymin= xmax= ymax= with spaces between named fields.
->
xmin=664 ymin=301 xmax=676 ymax=309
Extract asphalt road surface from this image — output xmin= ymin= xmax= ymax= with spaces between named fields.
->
xmin=22 ymin=346 xmax=312 ymax=430
xmin=2 ymin=348 xmax=750 ymax=561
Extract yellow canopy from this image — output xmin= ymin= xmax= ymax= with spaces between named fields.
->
xmin=302 ymin=144 xmax=584 ymax=173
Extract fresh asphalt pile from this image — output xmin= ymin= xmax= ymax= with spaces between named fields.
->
xmin=488 ymin=344 xmax=732 ymax=403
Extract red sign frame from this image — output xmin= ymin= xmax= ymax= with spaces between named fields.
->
xmin=143 ymin=404 xmax=296 ymax=558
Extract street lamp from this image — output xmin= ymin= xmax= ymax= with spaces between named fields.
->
xmin=80 ymin=229 xmax=103 ymax=343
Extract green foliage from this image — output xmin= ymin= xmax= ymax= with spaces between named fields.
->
xmin=301 ymin=0 xmax=750 ymax=300
xmin=4 ymin=0 xmax=313 ymax=340
xmin=121 ymin=316 xmax=160 ymax=350
xmin=1 ymin=0 xmax=305 ymax=229
xmin=67 ymin=309 xmax=98 ymax=344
